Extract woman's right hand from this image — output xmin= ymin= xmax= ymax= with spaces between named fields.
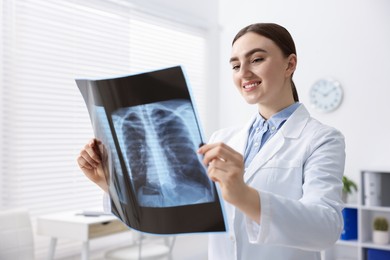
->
xmin=77 ymin=138 xmax=109 ymax=193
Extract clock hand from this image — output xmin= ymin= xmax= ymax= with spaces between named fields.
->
xmin=322 ymin=87 xmax=336 ymax=97
xmin=326 ymin=87 xmax=336 ymax=94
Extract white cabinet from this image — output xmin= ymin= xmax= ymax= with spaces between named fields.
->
xmin=323 ymin=171 xmax=390 ymax=260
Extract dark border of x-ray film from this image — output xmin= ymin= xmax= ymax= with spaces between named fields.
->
xmin=78 ymin=66 xmax=226 ymax=234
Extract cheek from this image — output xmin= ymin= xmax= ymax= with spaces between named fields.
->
xmin=264 ymin=64 xmax=285 ymax=83
xmin=232 ymin=74 xmax=241 ymax=89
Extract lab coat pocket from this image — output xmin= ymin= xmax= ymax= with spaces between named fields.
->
xmin=263 ymin=158 xmax=301 ymax=169
xmin=262 ymin=158 xmax=303 ymax=197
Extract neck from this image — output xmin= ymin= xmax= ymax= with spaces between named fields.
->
xmin=258 ymin=99 xmax=295 ymax=120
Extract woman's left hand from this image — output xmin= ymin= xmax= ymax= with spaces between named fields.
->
xmin=198 ymin=143 xmax=260 ymax=222
xmin=198 ymin=142 xmax=245 ymax=205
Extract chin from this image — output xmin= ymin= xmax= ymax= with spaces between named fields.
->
xmin=242 ymin=96 xmax=261 ymax=105
xmin=240 ymin=91 xmax=262 ymax=105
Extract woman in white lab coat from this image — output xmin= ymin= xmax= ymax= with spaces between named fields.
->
xmin=78 ymin=23 xmax=345 ymax=260
xmin=197 ymin=23 xmax=345 ymax=260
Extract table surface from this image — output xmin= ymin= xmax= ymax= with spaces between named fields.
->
xmin=37 ymin=210 xmax=129 ymax=241
xmin=37 ymin=210 xmax=119 ymax=224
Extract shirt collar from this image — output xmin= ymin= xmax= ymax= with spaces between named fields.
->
xmin=253 ymin=102 xmax=301 ymax=131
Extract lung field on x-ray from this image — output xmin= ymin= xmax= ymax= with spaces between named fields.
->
xmin=112 ymin=99 xmax=214 ymax=207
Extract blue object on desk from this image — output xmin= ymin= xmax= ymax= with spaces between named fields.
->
xmin=340 ymin=207 xmax=358 ymax=240
xmin=367 ymin=249 xmax=390 ymax=260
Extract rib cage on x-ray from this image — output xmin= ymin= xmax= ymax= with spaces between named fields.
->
xmin=94 ymin=106 xmax=128 ymax=205
xmin=112 ymin=99 xmax=214 ymax=207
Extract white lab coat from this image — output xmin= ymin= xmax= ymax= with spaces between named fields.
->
xmin=208 ymin=104 xmax=345 ymax=260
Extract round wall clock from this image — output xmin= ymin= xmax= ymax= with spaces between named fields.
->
xmin=309 ymin=78 xmax=343 ymax=113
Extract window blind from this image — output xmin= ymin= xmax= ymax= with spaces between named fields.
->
xmin=0 ymin=0 xmax=208 ymax=258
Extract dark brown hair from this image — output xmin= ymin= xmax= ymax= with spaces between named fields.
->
xmin=232 ymin=23 xmax=299 ymax=102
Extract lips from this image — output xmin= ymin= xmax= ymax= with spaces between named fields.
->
xmin=242 ymin=81 xmax=261 ymax=90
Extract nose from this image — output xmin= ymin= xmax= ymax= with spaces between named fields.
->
xmin=238 ymin=63 xmax=253 ymax=79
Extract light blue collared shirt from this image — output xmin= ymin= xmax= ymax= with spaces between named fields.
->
xmin=244 ymin=102 xmax=300 ymax=168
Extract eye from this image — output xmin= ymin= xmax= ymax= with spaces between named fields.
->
xmin=252 ymin=58 xmax=264 ymax=63
xmin=231 ymin=64 xmax=240 ymax=71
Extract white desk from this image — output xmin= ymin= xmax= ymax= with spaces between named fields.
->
xmin=37 ymin=211 xmax=129 ymax=260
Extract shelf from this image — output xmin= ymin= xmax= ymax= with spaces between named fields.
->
xmin=361 ymin=242 xmax=390 ymax=251
xmin=337 ymin=239 xmax=358 ymax=247
xmin=361 ymin=206 xmax=390 ymax=212
xmin=344 ymin=203 xmax=359 ymax=209
xmin=324 ymin=170 xmax=390 ymax=260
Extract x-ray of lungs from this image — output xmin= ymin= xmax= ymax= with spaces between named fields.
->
xmin=77 ymin=66 xmax=226 ymax=234
xmin=112 ymin=99 xmax=214 ymax=207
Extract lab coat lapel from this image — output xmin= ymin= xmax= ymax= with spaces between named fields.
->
xmin=226 ymin=114 xmax=257 ymax=155
xmin=244 ymin=131 xmax=285 ymax=182
xmin=243 ymin=105 xmax=310 ymax=183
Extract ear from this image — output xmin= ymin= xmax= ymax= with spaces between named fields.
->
xmin=285 ymin=54 xmax=297 ymax=77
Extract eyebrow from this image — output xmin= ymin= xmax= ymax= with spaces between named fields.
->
xmin=229 ymin=48 xmax=267 ymax=63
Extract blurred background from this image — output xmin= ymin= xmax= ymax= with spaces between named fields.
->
xmin=1 ymin=0 xmax=389 ymax=259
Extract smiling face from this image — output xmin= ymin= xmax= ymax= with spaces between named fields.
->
xmin=230 ymin=32 xmax=297 ymax=118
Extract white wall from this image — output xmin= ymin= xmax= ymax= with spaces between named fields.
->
xmin=217 ymin=0 xmax=390 ymax=194
xmin=0 ymin=0 xmax=3 ymax=197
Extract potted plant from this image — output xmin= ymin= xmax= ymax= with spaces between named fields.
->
xmin=373 ymin=217 xmax=389 ymax=244
xmin=342 ymin=176 xmax=358 ymax=203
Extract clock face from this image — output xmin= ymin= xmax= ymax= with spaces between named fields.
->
xmin=309 ymin=79 xmax=343 ymax=113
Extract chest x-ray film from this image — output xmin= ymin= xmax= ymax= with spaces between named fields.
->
xmin=76 ymin=66 xmax=226 ymax=234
